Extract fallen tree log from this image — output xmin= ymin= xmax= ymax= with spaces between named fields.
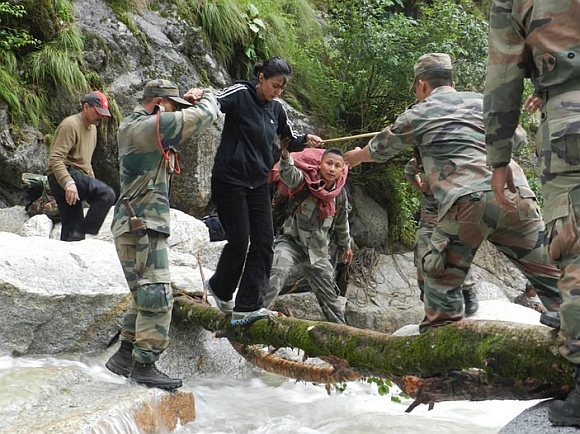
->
xmin=175 ymin=295 xmax=573 ymax=405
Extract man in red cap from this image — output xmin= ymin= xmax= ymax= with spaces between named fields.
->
xmin=46 ymin=91 xmax=116 ymax=241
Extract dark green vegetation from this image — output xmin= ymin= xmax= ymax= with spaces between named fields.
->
xmin=1 ymin=0 xmax=541 ymax=250
xmin=0 ymin=0 xmax=121 ymax=135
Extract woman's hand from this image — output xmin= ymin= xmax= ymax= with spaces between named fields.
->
xmin=306 ymin=134 xmax=323 ymax=148
xmin=184 ymin=88 xmax=204 ymax=104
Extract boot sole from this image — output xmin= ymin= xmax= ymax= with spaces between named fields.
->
xmin=540 ymin=315 xmax=560 ymax=329
xmin=105 ymin=359 xmax=131 ymax=378
xmin=231 ymin=314 xmax=269 ymax=326
xmin=129 ymin=378 xmax=183 ymax=390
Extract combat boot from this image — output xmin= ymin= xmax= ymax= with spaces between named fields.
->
xmin=549 ymin=366 xmax=580 ymax=427
xmin=105 ymin=340 xmax=133 ymax=378
xmin=462 ymin=289 xmax=479 ymax=315
xmin=540 ymin=311 xmax=560 ymax=329
xmin=130 ymin=362 xmax=182 ymax=390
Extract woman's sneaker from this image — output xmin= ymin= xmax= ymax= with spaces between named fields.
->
xmin=205 ymin=280 xmax=234 ymax=314
xmin=231 ymin=308 xmax=278 ymax=326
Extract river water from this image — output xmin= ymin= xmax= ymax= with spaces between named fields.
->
xmin=0 ymin=354 xmax=539 ymax=434
xmin=181 ymin=374 xmax=537 ymax=434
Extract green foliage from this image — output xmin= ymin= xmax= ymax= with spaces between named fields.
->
xmin=0 ymin=0 xmax=100 ymax=132
xmin=319 ymin=0 xmax=490 ymax=250
xmin=25 ymin=26 xmax=88 ymax=96
xmin=0 ymin=2 xmax=39 ymax=50
xmin=366 ymin=376 xmax=410 ymax=401
xmin=189 ymin=0 xmax=325 ymax=104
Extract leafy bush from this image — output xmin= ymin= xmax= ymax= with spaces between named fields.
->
xmin=0 ymin=0 xmax=91 ymax=132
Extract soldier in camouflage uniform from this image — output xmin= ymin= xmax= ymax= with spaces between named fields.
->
xmin=513 ymin=282 xmax=545 ymax=313
xmin=106 ymin=80 xmax=218 ymax=389
xmin=483 ymin=1 xmax=580 ymax=426
xmin=345 ymin=53 xmax=561 ymax=334
xmin=265 ymin=147 xmax=353 ymax=324
xmin=404 ymin=157 xmax=478 ymax=314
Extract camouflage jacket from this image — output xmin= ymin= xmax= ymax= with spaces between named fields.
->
xmin=368 ymin=86 xmax=531 ymax=220
xmin=484 ymin=0 xmax=580 ymax=166
xmin=111 ymin=92 xmax=219 ymax=237
xmin=513 ymin=293 xmax=545 ymax=313
xmin=277 ymin=155 xmax=351 ymax=264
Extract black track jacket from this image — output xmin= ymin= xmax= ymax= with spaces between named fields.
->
xmin=213 ymin=79 xmax=308 ymax=188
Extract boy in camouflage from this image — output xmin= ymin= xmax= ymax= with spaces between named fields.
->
xmin=513 ymin=283 xmax=545 ymax=313
xmin=346 ymin=52 xmax=561 ymax=334
xmin=404 ymin=157 xmax=478 ymax=314
xmin=483 ymin=0 xmax=580 ymax=426
xmin=265 ymin=146 xmax=353 ymax=324
xmin=106 ymin=79 xmax=219 ymax=389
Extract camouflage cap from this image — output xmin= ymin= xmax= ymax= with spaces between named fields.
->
xmin=142 ymin=79 xmax=192 ymax=107
xmin=410 ymin=53 xmax=453 ymax=92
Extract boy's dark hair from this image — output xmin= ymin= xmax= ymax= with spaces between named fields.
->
xmin=419 ymin=69 xmax=453 ymax=89
xmin=252 ymin=57 xmax=293 ymax=85
xmin=322 ymin=148 xmax=344 ymax=159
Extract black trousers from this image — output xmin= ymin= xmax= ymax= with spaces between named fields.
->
xmin=48 ymin=167 xmax=116 ymax=241
xmin=209 ymin=179 xmax=274 ymax=312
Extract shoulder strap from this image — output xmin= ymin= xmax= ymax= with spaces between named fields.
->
xmin=286 ymin=181 xmax=311 ymax=215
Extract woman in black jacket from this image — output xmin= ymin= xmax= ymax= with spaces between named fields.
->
xmin=199 ymin=57 xmax=323 ymax=325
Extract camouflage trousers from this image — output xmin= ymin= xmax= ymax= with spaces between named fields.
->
xmin=540 ymin=128 xmax=580 ymax=365
xmin=265 ymin=238 xmax=346 ymax=324
xmin=114 ymin=230 xmax=173 ymax=364
xmin=419 ymin=189 xmax=561 ymax=333
xmin=414 ymin=217 xmax=475 ymax=300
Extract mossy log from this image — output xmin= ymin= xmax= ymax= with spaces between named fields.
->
xmin=175 ymin=295 xmax=573 ymax=405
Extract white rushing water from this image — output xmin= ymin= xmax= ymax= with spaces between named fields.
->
xmin=179 ymin=373 xmax=538 ymax=434
xmin=0 ymin=354 xmax=540 ymax=434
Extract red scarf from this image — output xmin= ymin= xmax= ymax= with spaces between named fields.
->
xmin=269 ymin=148 xmax=348 ymax=219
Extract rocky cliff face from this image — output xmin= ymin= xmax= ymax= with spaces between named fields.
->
xmin=0 ymin=0 xmax=315 ymax=216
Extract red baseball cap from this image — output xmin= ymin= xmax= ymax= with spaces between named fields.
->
xmin=82 ymin=91 xmax=112 ymax=116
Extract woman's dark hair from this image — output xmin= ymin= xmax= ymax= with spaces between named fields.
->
xmin=252 ymin=57 xmax=293 ymax=85
xmin=322 ymin=148 xmax=344 ymax=159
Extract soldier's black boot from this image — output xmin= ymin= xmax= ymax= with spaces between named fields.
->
xmin=462 ymin=289 xmax=479 ymax=316
xmin=549 ymin=366 xmax=580 ymax=426
xmin=130 ymin=362 xmax=183 ymax=390
xmin=105 ymin=340 xmax=133 ymax=378
xmin=540 ymin=311 xmax=561 ymax=329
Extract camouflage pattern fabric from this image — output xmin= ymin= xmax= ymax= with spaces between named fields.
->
xmin=112 ymin=89 xmax=218 ymax=362
xmin=265 ymin=154 xmax=351 ymax=323
xmin=483 ymin=0 xmax=580 ymax=364
xmin=266 ymin=238 xmax=346 ymax=324
xmin=111 ymin=92 xmax=219 ymax=237
xmin=368 ymin=87 xmax=528 ymax=220
xmin=405 ymin=159 xmax=478 ymax=299
xmin=115 ymin=231 xmax=172 ymax=364
xmin=275 ymin=154 xmax=351 ymax=262
xmin=514 ymin=293 xmax=545 ymax=313
xmin=366 ymin=85 xmax=560 ymax=331
xmin=420 ymin=190 xmax=560 ymax=331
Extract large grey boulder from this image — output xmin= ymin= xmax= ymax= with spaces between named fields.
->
xmin=349 ymin=184 xmax=390 ymax=253
xmin=0 ymin=207 xmax=216 ymax=356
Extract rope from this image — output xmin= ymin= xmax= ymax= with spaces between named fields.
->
xmin=346 ymin=248 xmax=383 ymax=308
